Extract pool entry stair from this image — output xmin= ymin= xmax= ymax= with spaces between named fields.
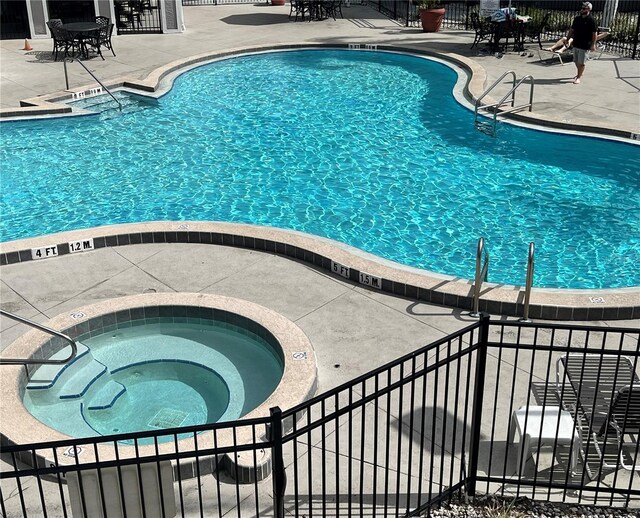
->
xmin=475 ymin=70 xmax=535 ymax=136
xmin=26 ymin=344 xmax=115 ymax=402
xmin=69 ymin=93 xmax=152 ymax=119
xmin=63 ymin=57 xmax=122 ymax=110
xmin=23 ymin=327 xmax=252 ymax=438
xmin=84 ymin=380 xmax=126 ymax=410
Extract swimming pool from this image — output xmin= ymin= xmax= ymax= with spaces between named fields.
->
xmin=1 ymin=49 xmax=638 ymax=289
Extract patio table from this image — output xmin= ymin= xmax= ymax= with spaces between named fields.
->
xmin=61 ymin=22 xmax=101 ymax=60
xmin=491 ymin=16 xmax=530 ymax=53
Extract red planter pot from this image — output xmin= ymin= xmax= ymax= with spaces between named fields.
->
xmin=272 ymin=0 xmax=286 ymax=4
xmin=419 ymin=7 xmax=445 ymax=32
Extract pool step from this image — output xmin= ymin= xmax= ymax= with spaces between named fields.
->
xmin=72 ymin=94 xmax=153 ymax=118
xmin=86 ymin=380 xmax=126 ymax=410
xmin=58 ymin=359 xmax=108 ymax=399
xmin=26 ymin=342 xmax=90 ymax=390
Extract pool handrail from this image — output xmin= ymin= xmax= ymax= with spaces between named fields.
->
xmin=470 ymin=237 xmax=489 ymax=317
xmin=519 ymin=242 xmax=535 ymax=322
xmin=474 ymin=71 xmax=535 ymax=136
xmin=63 ymin=57 xmax=122 ymax=110
xmin=0 ymin=309 xmax=77 ymax=366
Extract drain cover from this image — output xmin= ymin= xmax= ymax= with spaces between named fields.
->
xmin=148 ymin=409 xmax=188 ymax=429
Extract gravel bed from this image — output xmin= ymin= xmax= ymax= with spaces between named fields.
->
xmin=426 ymin=495 xmax=638 ymax=517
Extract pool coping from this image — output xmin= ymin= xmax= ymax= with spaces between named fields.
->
xmin=1 ymin=42 xmax=638 ymax=143
xmin=0 ymin=292 xmax=317 ymax=472
xmin=1 ymin=222 xmax=639 ymax=321
xmin=1 ymin=45 xmax=638 ymax=319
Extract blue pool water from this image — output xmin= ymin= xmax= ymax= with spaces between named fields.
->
xmin=23 ymin=322 xmax=284 ymax=439
xmin=1 ymin=49 xmax=638 ymax=289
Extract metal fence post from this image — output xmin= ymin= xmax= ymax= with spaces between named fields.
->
xmin=633 ymin=8 xmax=640 ymax=60
xmin=269 ymin=406 xmax=286 ymax=518
xmin=466 ymin=313 xmax=490 ymax=497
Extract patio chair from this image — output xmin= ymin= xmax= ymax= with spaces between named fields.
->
xmin=323 ymin=0 xmax=343 ymax=21
xmin=590 ymin=385 xmax=640 ymax=472
xmin=95 ymin=15 xmax=110 ymax=27
xmin=593 ymin=26 xmax=611 ymax=60
xmin=556 ymin=353 xmax=640 ymax=475
xmin=289 ymin=0 xmax=310 ymax=21
xmin=470 ymin=12 xmax=493 ymax=49
xmin=89 ymin=22 xmax=116 ymax=59
xmin=47 ymin=21 xmax=76 ymax=61
xmin=537 ymin=44 xmax=573 ymax=65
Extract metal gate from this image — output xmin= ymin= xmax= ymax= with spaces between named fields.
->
xmin=115 ymin=0 xmax=162 ymax=34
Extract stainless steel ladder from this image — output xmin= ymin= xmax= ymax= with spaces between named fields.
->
xmin=470 ymin=237 xmax=489 ymax=317
xmin=469 ymin=238 xmax=536 ymax=320
xmin=474 ymin=70 xmax=534 ymax=137
xmin=0 ymin=310 xmax=78 ymax=366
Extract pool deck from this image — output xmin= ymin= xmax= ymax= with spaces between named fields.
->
xmin=0 ymin=5 xmax=639 ymax=515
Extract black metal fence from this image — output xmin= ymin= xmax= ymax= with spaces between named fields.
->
xmin=1 ymin=317 xmax=639 ymax=517
xmin=115 ymin=0 xmax=163 ymax=34
xmin=368 ymin=0 xmax=640 ymax=58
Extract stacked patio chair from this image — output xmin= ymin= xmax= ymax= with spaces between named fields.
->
xmin=556 ymin=353 xmax=640 ymax=478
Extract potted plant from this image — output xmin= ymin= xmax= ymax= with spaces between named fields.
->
xmin=414 ymin=0 xmax=445 ymax=33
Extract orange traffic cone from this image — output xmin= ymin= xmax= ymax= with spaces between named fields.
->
xmin=22 ymin=39 xmax=33 ymax=51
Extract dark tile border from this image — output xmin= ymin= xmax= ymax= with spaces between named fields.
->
xmin=38 ymin=304 xmax=284 ymax=369
xmin=2 ymin=230 xmax=638 ymax=321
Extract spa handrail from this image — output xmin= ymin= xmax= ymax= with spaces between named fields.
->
xmin=63 ymin=57 xmax=122 ymax=109
xmin=519 ymin=242 xmax=535 ymax=322
xmin=0 ymin=310 xmax=77 ymax=366
xmin=470 ymin=237 xmax=489 ymax=317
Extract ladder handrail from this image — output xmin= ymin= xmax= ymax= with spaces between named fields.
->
xmin=475 ymin=71 xmax=535 ymax=137
xmin=63 ymin=57 xmax=122 ymax=109
xmin=492 ymin=74 xmax=535 ymax=120
xmin=470 ymin=237 xmax=489 ymax=318
xmin=0 ymin=310 xmax=77 ymax=366
xmin=474 ymin=70 xmax=517 ymax=120
xmin=520 ymin=242 xmax=535 ymax=322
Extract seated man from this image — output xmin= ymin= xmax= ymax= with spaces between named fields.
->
xmin=545 ymin=29 xmax=609 ymax=53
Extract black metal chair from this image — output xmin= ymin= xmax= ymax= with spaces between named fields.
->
xmin=95 ymin=15 xmax=110 ymax=27
xmin=289 ymin=0 xmax=310 ymax=21
xmin=89 ymin=23 xmax=116 ymax=59
xmin=47 ymin=20 xmax=76 ymax=61
xmin=322 ymin=0 xmax=343 ymax=20
xmin=470 ymin=12 xmax=493 ymax=49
